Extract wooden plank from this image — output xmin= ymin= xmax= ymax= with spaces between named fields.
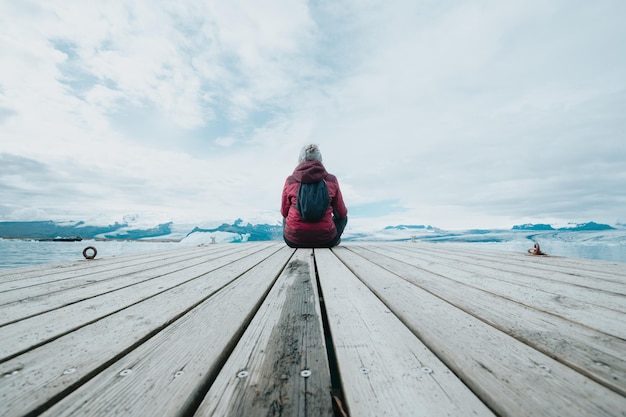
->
xmin=0 ymin=247 xmax=175 ymax=280
xmin=361 ymin=244 xmax=625 ymax=339
xmin=0 ymin=244 xmax=242 ymax=297
xmin=2 ymin=242 xmax=623 ymax=417
xmin=314 ymin=248 xmax=495 ymax=417
xmin=194 ymin=249 xmax=334 ymax=417
xmin=0 ymin=245 xmax=201 ymax=283
xmin=405 ymin=242 xmax=626 ymax=285
xmin=34 ymin=246 xmax=292 ymax=417
xmin=0 ymin=244 xmax=292 ymax=417
xmin=334 ymin=246 xmax=626 ymax=416
xmin=396 ymin=243 xmax=626 ymax=294
xmin=385 ymin=244 xmax=626 ymax=314
xmin=0 ymin=243 xmax=268 ymax=325
xmin=0 ymin=245 xmax=194 ymax=278
xmin=345 ymin=244 xmax=626 ymax=396
xmin=0 ymin=243 xmax=282 ymax=360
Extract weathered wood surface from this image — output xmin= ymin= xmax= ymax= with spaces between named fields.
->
xmin=0 ymin=242 xmax=624 ymax=417
xmin=195 ymin=249 xmax=333 ymax=417
xmin=315 ymin=248 xmax=496 ymax=417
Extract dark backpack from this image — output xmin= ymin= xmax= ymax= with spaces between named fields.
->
xmin=297 ymin=180 xmax=330 ymax=222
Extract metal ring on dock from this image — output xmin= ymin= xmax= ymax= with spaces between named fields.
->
xmin=82 ymin=246 xmax=97 ymax=260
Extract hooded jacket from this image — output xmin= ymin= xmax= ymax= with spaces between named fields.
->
xmin=281 ymin=160 xmax=348 ymax=247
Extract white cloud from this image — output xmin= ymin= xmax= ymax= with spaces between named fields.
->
xmin=215 ymin=137 xmax=237 ymax=147
xmin=1 ymin=0 xmax=625 ymax=230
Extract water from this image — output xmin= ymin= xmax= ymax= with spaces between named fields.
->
xmin=1 ymin=233 xmax=625 ymax=271
xmin=0 ymin=239 xmax=180 ymax=271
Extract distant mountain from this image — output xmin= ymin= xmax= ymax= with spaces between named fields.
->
xmin=512 ymin=222 xmax=614 ymax=232
xmin=558 ymin=222 xmax=615 ymax=231
xmin=512 ymin=223 xmax=555 ymax=231
xmin=0 ymin=218 xmax=620 ymax=243
xmin=383 ymin=224 xmax=442 ymax=232
xmin=186 ymin=218 xmax=283 ymax=242
xmin=0 ymin=220 xmax=175 ymax=240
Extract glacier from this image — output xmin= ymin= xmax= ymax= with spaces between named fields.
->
xmin=1 ymin=217 xmax=625 ymax=267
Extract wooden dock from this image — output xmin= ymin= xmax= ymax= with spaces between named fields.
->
xmin=0 ymin=242 xmax=624 ymax=417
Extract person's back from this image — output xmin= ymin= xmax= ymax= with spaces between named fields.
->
xmin=281 ymin=144 xmax=348 ymax=248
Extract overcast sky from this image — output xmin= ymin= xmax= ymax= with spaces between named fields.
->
xmin=1 ymin=0 xmax=624 ymax=231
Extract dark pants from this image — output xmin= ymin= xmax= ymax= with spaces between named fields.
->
xmin=327 ymin=216 xmax=347 ymax=246
xmin=283 ymin=216 xmax=348 ymax=248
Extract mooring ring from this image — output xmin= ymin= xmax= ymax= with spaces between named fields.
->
xmin=82 ymin=246 xmax=97 ymax=260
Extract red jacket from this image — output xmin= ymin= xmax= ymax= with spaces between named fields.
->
xmin=281 ymin=160 xmax=348 ymax=246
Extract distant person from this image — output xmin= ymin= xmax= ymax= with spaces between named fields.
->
xmin=281 ymin=144 xmax=348 ymax=248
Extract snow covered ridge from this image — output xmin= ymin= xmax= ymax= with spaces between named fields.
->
xmin=512 ymin=221 xmax=616 ymax=231
xmin=0 ymin=218 xmax=623 ymax=244
xmin=0 ymin=220 xmax=176 ymax=241
xmin=180 ymin=219 xmax=283 ymax=244
xmin=0 ymin=218 xmax=283 ymax=243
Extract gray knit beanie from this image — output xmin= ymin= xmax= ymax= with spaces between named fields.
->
xmin=298 ymin=144 xmax=323 ymax=164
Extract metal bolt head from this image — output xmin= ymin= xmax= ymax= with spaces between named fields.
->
xmin=119 ymin=369 xmax=133 ymax=376
xmin=237 ymin=370 xmax=249 ymax=379
xmin=421 ymin=367 xmax=433 ymax=374
xmin=63 ymin=368 xmax=77 ymax=375
xmin=300 ymin=370 xmax=312 ymax=378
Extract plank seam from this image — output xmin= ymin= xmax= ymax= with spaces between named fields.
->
xmin=25 ymin=245 xmax=291 ymax=416
xmin=313 ymin=249 xmax=351 ymax=417
xmin=176 ymin=247 xmax=295 ymax=417
xmin=339 ymin=245 xmax=626 ymax=398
